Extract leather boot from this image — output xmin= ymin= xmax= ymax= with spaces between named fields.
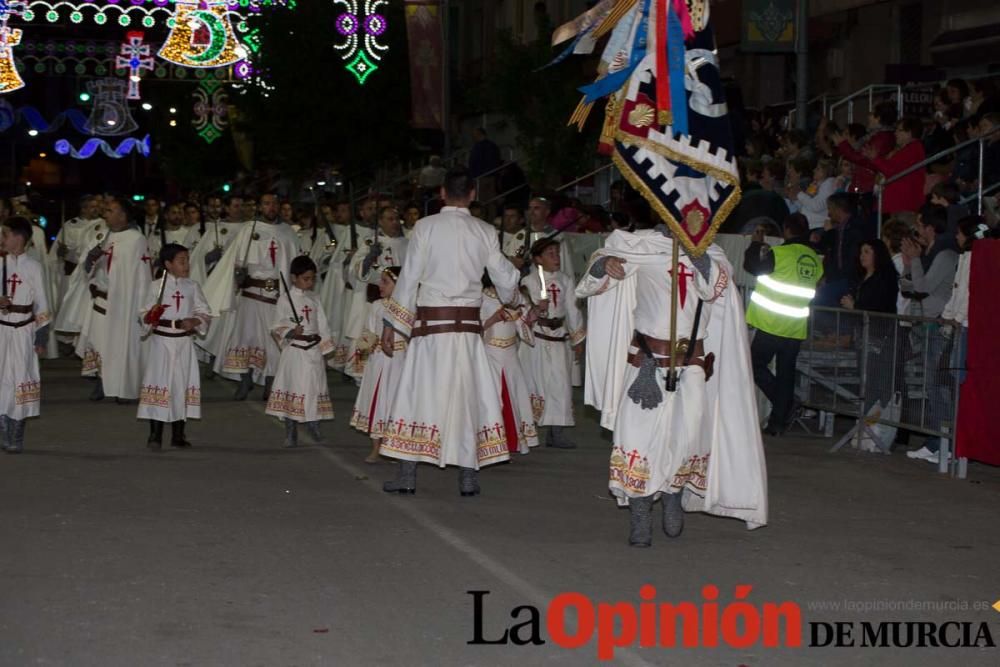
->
xmin=1 ymin=415 xmax=10 ymax=451
xmin=147 ymin=421 xmax=164 ymax=451
xmin=262 ymin=376 xmax=274 ymax=402
xmin=283 ymin=419 xmax=298 ymax=448
xmin=234 ymin=372 xmax=254 ymax=401
xmin=628 ymin=496 xmax=654 ymax=547
xmin=458 ymin=467 xmax=481 ymax=497
xmin=304 ymin=421 xmax=323 ymax=444
xmin=8 ymin=419 xmax=25 ymax=454
xmin=171 ymin=421 xmax=192 ymax=448
xmin=89 ymin=378 xmax=105 ymax=401
xmin=383 ymin=460 xmax=417 ymax=494
xmin=662 ymin=491 xmax=685 ymax=537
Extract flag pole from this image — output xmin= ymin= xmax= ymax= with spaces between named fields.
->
xmin=665 ymin=238 xmax=679 ymax=392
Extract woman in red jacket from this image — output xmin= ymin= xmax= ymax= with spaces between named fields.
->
xmin=835 ymin=117 xmax=927 ymax=215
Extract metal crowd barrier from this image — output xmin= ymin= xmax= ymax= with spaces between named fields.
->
xmin=796 ymin=306 xmax=968 ymax=478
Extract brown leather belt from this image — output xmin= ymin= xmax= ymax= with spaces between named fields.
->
xmin=245 ymin=277 xmax=279 ymax=292
xmin=416 ymin=306 xmax=480 ymax=321
xmin=291 ymin=333 xmax=322 ymax=350
xmin=626 ymin=332 xmax=714 ymax=378
xmin=89 ymin=285 xmax=108 ymax=300
xmin=536 ymin=332 xmax=568 ymax=342
xmin=411 ymin=305 xmax=482 ymax=338
xmin=631 ymin=331 xmax=703 ymax=358
xmin=0 ymin=314 xmax=35 ymax=328
xmin=1 ymin=304 xmax=33 ymax=314
xmin=537 ymin=316 xmax=564 ymax=328
xmin=241 ymin=290 xmax=278 ymax=305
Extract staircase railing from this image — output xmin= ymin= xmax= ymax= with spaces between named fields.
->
xmin=828 ymin=84 xmax=902 ymax=124
xmin=876 ymin=125 xmax=1000 ymax=229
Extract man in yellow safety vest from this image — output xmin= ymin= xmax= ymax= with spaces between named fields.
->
xmin=743 ymin=215 xmax=823 ymax=435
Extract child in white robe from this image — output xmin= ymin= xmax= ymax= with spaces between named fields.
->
xmin=0 ymin=217 xmax=51 ymax=454
xmin=350 ymin=266 xmax=406 ymax=463
xmin=518 ymin=238 xmax=585 ymax=448
xmin=480 ymin=275 xmax=540 ymax=454
xmin=265 ymin=256 xmax=336 ymax=447
xmin=137 ymin=243 xmax=212 ymax=450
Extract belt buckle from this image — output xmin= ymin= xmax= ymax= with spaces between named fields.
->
xmin=674 ymin=339 xmax=689 ymax=355
xmin=264 ymin=279 xmax=278 ymax=292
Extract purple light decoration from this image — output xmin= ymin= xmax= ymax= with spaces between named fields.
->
xmin=335 ymin=13 xmax=358 ymax=36
xmin=363 ymin=13 xmax=386 ymax=36
xmin=234 ymin=60 xmax=254 ymax=79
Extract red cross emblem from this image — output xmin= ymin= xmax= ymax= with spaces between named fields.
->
xmin=172 ymin=290 xmax=184 ymax=312
xmin=268 ymin=240 xmax=278 ymax=267
xmin=548 ymin=282 xmax=561 ymax=308
xmin=669 ymin=263 xmax=695 ymax=308
xmin=301 ymin=305 xmax=312 ymax=323
xmin=7 ymin=273 xmax=22 ymax=298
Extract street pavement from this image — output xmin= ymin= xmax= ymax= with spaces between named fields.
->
xmin=1 ymin=359 xmax=999 ymax=667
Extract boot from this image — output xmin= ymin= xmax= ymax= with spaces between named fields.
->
xmin=0 ymin=415 xmax=9 ymax=451
xmin=628 ymin=496 xmax=654 ymax=547
xmin=662 ymin=491 xmax=685 ymax=538
xmin=382 ymin=460 xmax=417 ymax=494
xmin=234 ymin=372 xmax=254 ymax=401
xmin=284 ymin=418 xmax=298 ymax=448
xmin=364 ymin=439 xmax=382 ymax=464
xmin=171 ymin=421 xmax=192 ymax=448
xmin=548 ymin=426 xmax=577 ymax=449
xmin=89 ymin=378 xmax=105 ymax=401
xmin=458 ymin=467 xmax=481 ymax=497
xmin=304 ymin=421 xmax=324 ymax=444
xmin=262 ymin=376 xmax=274 ymax=402
xmin=147 ymin=421 xmax=164 ymax=451
xmin=6 ymin=419 xmax=26 ymax=454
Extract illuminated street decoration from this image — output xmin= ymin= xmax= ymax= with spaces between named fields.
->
xmin=159 ymin=0 xmax=244 ymax=68
xmin=333 ymin=0 xmax=388 ymax=84
xmin=83 ymin=77 xmax=138 ymax=136
xmin=192 ymin=78 xmax=227 ymax=143
xmin=0 ymin=1 xmax=26 ymax=94
xmin=55 ymin=133 xmax=151 ymax=159
xmin=115 ymin=30 xmax=154 ymax=99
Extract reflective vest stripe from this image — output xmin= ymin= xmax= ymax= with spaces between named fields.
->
xmin=749 ymin=290 xmax=811 ymax=318
xmin=756 ymin=273 xmax=816 ymax=300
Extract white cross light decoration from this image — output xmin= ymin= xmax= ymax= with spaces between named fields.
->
xmin=115 ymin=30 xmax=154 ymax=100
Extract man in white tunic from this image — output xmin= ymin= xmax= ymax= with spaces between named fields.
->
xmin=53 ymin=207 xmax=109 ymax=345
xmin=75 ymin=197 xmax=152 ymax=402
xmin=137 ymin=243 xmax=212 ymax=450
xmin=203 ymin=193 xmax=300 ymax=400
xmin=0 ymin=217 xmax=51 ymax=454
xmin=344 ymin=205 xmax=408 ymax=378
xmin=519 ymin=239 xmax=585 ymax=448
xmin=316 ymin=200 xmax=355 ymax=369
xmin=49 ymin=195 xmax=104 ymax=306
xmin=147 ymin=203 xmax=199 ymax=262
xmin=335 ymin=199 xmax=377 ymax=374
xmin=378 ymin=169 xmax=520 ymax=496
xmin=190 ymin=195 xmax=245 ymax=284
xmin=576 ymin=222 xmax=768 ymax=546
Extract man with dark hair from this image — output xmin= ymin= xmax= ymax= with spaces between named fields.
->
xmin=202 ymin=192 xmax=300 ymax=401
xmin=317 ymin=198 xmax=359 ymax=370
xmin=0 ymin=216 xmax=51 ymax=453
xmin=817 ymin=192 xmax=870 ymax=306
xmin=499 ymin=203 xmax=528 ymax=267
xmin=744 ymin=212 xmax=823 ymax=435
xmin=75 ymin=196 xmax=151 ymax=402
xmin=377 ymin=167 xmax=521 ymax=496
xmin=468 ymin=127 xmax=501 ymax=180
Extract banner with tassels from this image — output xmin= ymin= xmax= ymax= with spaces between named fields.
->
xmin=552 ymin=0 xmax=739 ymax=257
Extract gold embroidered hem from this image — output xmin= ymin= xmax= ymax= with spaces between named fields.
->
xmin=568 ymin=327 xmax=587 ymax=346
xmin=15 ymin=381 xmax=41 ymax=406
xmin=140 ymin=384 xmax=170 ymax=409
xmin=81 ymin=349 xmax=101 ymax=375
xmin=487 ymin=335 xmax=517 ymax=349
xmin=266 ymin=390 xmax=306 ymax=418
xmin=530 ymin=394 xmax=545 ymax=424
xmin=349 ymin=407 xmax=371 ymax=433
xmin=222 ymin=346 xmax=266 ymax=373
xmin=384 ymin=297 xmax=414 ymax=334
xmin=608 ymin=446 xmax=652 ymax=496
xmin=333 ymin=344 xmax=348 ymax=366
xmin=669 ymin=454 xmax=709 ymax=493
xmin=316 ymin=393 xmax=334 ymax=419
xmin=185 ymin=386 xmax=201 ymax=407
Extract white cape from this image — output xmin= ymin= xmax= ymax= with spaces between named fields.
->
xmin=578 ymin=234 xmax=768 ymax=529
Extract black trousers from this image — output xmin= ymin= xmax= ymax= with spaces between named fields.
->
xmin=750 ymin=330 xmax=801 ymax=428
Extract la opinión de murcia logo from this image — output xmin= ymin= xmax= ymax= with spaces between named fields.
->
xmin=468 ymin=587 xmax=998 ymax=660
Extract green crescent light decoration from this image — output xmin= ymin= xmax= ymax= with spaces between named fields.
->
xmin=158 ymin=0 xmax=244 ymax=69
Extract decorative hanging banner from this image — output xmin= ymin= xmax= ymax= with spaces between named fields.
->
xmin=159 ymin=0 xmax=244 ymax=68
xmin=334 ymin=0 xmax=388 ymax=84
xmin=555 ymin=0 xmax=739 ymax=256
xmin=192 ymin=78 xmax=228 ymax=143
xmin=55 ymin=134 xmax=151 ymax=159
xmin=0 ymin=0 xmax=26 ymax=94
xmin=741 ymin=0 xmax=795 ymax=53
xmin=404 ymin=0 xmax=442 ymax=128
xmin=83 ymin=78 xmax=138 ymax=137
xmin=115 ymin=30 xmax=154 ymax=100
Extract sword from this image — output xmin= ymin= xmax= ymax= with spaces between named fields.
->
xmin=278 ymin=271 xmax=301 ymax=325
xmin=241 ymin=219 xmax=257 ymax=268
